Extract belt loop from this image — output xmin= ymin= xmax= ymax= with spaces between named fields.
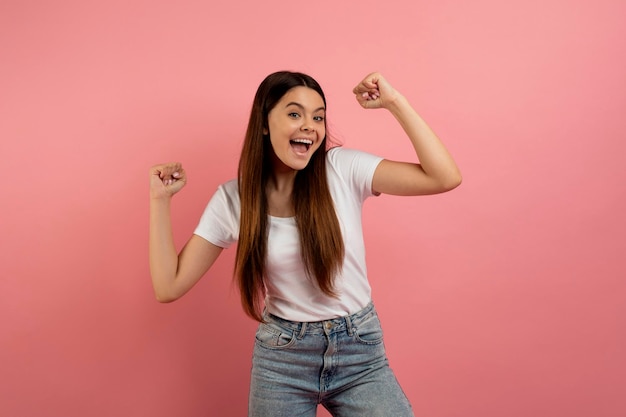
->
xmin=345 ymin=315 xmax=354 ymax=336
xmin=297 ymin=321 xmax=307 ymax=339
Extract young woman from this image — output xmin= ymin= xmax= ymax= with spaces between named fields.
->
xmin=149 ymin=71 xmax=461 ymax=416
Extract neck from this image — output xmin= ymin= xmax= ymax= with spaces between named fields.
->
xmin=266 ymin=167 xmax=297 ymax=218
xmin=267 ymin=151 xmax=298 ymax=192
xmin=267 ymin=168 xmax=296 ymax=193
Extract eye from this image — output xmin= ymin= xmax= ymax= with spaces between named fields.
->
xmin=313 ymin=115 xmax=325 ymax=122
xmin=288 ymin=112 xmax=300 ymax=119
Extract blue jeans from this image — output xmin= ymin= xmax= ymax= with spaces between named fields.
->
xmin=249 ymin=302 xmax=414 ymax=416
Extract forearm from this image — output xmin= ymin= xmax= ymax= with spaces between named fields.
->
xmin=149 ymin=197 xmax=179 ymax=301
xmin=387 ymin=95 xmax=462 ymax=188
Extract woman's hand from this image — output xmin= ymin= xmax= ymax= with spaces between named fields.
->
xmin=148 ymin=161 xmax=222 ymax=303
xmin=352 ymin=72 xmax=401 ymax=110
xmin=149 ymin=162 xmax=187 ymax=200
xmin=353 ymin=73 xmax=462 ymax=195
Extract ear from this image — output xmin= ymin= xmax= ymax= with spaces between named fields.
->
xmin=263 ymin=127 xmax=268 ymax=135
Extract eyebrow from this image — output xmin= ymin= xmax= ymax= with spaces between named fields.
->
xmin=284 ymin=102 xmax=326 ymax=112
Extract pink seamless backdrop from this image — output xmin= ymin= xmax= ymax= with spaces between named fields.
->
xmin=1 ymin=1 xmax=625 ymax=416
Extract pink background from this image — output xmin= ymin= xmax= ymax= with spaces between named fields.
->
xmin=2 ymin=0 xmax=625 ymax=416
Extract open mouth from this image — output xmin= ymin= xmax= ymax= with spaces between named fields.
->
xmin=290 ymin=139 xmax=313 ymax=154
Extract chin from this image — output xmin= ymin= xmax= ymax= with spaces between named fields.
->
xmin=290 ymin=160 xmax=312 ymax=171
xmin=284 ymin=152 xmax=315 ymax=171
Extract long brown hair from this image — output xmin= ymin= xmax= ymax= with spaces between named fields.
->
xmin=235 ymin=71 xmax=345 ymax=321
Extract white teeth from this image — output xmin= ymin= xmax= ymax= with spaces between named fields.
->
xmin=292 ymin=139 xmax=313 ymax=145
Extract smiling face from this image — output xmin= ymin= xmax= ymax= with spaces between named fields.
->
xmin=265 ymin=86 xmax=326 ymax=172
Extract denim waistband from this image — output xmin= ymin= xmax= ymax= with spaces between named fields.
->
xmin=262 ymin=302 xmax=376 ymax=337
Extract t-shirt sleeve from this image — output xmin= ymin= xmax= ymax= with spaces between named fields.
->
xmin=193 ymin=180 xmax=240 ymax=249
xmin=327 ymin=147 xmax=384 ymax=202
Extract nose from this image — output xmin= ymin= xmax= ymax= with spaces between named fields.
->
xmin=301 ymin=120 xmax=314 ymax=132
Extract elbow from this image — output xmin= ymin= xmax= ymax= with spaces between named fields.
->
xmin=154 ymin=288 xmax=180 ymax=303
xmin=445 ymin=172 xmax=462 ymax=191
xmin=435 ymin=170 xmax=462 ymax=193
xmin=155 ymin=294 xmax=176 ymax=303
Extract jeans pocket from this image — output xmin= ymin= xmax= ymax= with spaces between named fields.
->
xmin=255 ymin=322 xmax=296 ymax=350
xmin=354 ymin=312 xmax=384 ymax=345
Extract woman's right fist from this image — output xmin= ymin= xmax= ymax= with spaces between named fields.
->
xmin=150 ymin=162 xmax=187 ymax=199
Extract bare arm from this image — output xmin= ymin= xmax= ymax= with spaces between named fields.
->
xmin=352 ymin=72 xmax=462 ymax=196
xmin=149 ymin=163 xmax=223 ymax=302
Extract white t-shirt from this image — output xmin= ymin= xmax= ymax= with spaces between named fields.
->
xmin=194 ymin=147 xmax=383 ymax=322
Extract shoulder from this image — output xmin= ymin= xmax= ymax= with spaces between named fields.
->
xmin=326 ymin=146 xmax=356 ymax=163
xmin=195 ymin=179 xmax=240 ymax=247
xmin=219 ymin=178 xmax=238 ymax=195
xmin=326 ymin=146 xmax=383 ymax=175
xmin=325 ymin=147 xmax=384 ymax=199
xmin=209 ymin=179 xmax=240 ymax=212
